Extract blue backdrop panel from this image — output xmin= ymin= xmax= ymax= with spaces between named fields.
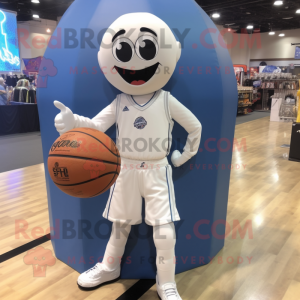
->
xmin=37 ymin=0 xmax=237 ymax=278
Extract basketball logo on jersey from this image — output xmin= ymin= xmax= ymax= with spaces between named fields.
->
xmin=123 ymin=106 xmax=129 ymax=112
xmin=134 ymin=117 xmax=147 ymax=129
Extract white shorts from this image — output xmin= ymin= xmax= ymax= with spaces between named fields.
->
xmin=103 ymin=157 xmax=180 ymax=226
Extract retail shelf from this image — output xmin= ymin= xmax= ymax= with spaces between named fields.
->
xmin=237 ymin=88 xmax=253 ymax=114
xmin=260 ymin=79 xmax=299 ymax=81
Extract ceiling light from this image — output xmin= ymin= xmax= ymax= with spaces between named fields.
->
xmin=246 ymin=12 xmax=251 ymax=14
xmin=274 ymin=1 xmax=283 ymax=5
xmin=296 ymin=9 xmax=300 ymax=13
xmin=46 ymin=28 xmax=51 ymax=33
xmin=33 ymin=14 xmax=39 ymax=18
xmin=247 ymin=25 xmax=254 ymax=29
xmin=282 ymin=17 xmax=293 ymax=19
xmin=269 ymin=32 xmax=275 ymax=35
xmin=279 ymin=33 xmax=285 ymax=36
xmin=31 ymin=0 xmax=40 ymax=3
xmin=212 ymin=13 xmax=220 ymax=18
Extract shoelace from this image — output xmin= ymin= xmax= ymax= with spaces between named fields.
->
xmin=165 ymin=287 xmax=177 ymax=298
xmin=86 ymin=264 xmax=101 ymax=276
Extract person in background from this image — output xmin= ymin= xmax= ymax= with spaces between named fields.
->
xmin=0 ymin=77 xmax=7 ymax=89
xmin=0 ymin=78 xmax=7 ymax=105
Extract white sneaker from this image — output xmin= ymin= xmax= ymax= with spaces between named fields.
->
xmin=77 ymin=263 xmax=120 ymax=289
xmin=156 ymin=275 xmax=182 ymax=300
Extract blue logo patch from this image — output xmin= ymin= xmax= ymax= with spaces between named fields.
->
xmin=123 ymin=106 xmax=129 ymax=112
xmin=134 ymin=117 xmax=147 ymax=129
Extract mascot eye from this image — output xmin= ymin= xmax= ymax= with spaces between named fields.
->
xmin=135 ymin=35 xmax=158 ymax=61
xmin=112 ymin=38 xmax=134 ymax=62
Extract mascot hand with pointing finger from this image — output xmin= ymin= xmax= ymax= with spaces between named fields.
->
xmin=54 ymin=13 xmax=201 ymax=300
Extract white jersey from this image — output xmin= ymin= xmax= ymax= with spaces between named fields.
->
xmin=115 ymin=90 xmax=172 ymax=160
xmin=74 ymin=89 xmax=202 ymax=163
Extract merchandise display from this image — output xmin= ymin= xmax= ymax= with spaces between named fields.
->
xmin=250 ymin=74 xmax=299 ymax=111
xmin=2 ymin=74 xmax=35 ymax=88
xmin=11 ymin=80 xmax=37 ymax=104
xmin=0 ymin=76 xmax=39 ymax=134
xmin=238 ymin=86 xmax=253 ymax=114
xmin=234 ymin=65 xmax=247 ymax=86
xmin=12 ymin=87 xmax=28 ymax=102
xmin=279 ymin=94 xmax=297 ymax=120
xmin=27 ymin=87 xmax=37 ymax=104
xmin=16 ymin=79 xmax=30 ymax=88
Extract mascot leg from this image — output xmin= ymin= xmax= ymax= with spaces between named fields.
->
xmin=77 ymin=221 xmax=131 ymax=288
xmin=103 ymin=222 xmax=131 ymax=270
xmin=154 ymin=222 xmax=182 ymax=299
xmin=153 ymin=222 xmax=176 ymax=284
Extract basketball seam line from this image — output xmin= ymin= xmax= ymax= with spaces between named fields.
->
xmin=48 ymin=154 xmax=121 ymax=166
xmin=90 ymin=172 xmax=117 ymax=198
xmin=54 ymin=171 xmax=119 ymax=187
xmin=70 ymin=130 xmax=120 ymax=157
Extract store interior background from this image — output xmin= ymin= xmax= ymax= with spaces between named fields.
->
xmin=1 ymin=0 xmax=300 ymax=172
xmin=0 ymin=17 xmax=59 ymax=173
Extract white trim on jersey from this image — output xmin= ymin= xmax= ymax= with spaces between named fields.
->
xmin=164 ymin=92 xmax=174 ymax=156
xmin=126 ymin=90 xmax=161 ymax=111
xmin=130 ymin=91 xmax=157 ymax=108
xmin=164 ymin=91 xmax=172 ymax=123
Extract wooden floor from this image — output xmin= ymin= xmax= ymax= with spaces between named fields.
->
xmin=1 ymin=117 xmax=300 ymax=300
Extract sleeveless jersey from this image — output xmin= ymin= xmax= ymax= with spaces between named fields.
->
xmin=115 ymin=89 xmax=173 ymax=161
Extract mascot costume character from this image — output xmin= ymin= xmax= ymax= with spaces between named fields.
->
xmin=53 ymin=13 xmax=201 ymax=300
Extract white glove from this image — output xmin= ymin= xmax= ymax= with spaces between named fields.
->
xmin=54 ymin=101 xmax=75 ymax=135
xmin=171 ymin=150 xmax=183 ymax=167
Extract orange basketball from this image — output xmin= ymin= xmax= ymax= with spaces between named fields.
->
xmin=48 ymin=128 xmax=120 ymax=198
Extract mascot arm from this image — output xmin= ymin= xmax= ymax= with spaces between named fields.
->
xmin=169 ymin=95 xmax=202 ymax=167
xmin=74 ymin=99 xmax=116 ymax=133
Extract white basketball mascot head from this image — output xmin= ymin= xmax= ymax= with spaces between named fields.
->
xmin=98 ymin=13 xmax=181 ymax=95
